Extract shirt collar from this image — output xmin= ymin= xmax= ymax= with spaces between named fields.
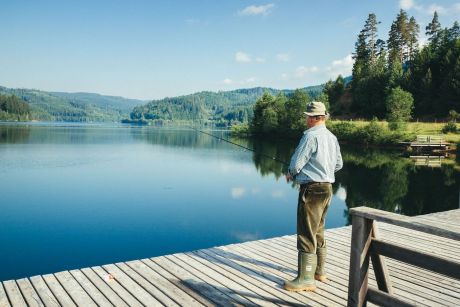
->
xmin=303 ymin=123 xmax=326 ymax=134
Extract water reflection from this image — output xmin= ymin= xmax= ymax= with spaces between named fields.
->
xmin=0 ymin=123 xmax=458 ymax=281
xmin=235 ymin=135 xmax=460 ymax=221
xmin=0 ymin=124 xmax=31 ymax=143
xmin=1 ymin=123 xmax=457 ymax=221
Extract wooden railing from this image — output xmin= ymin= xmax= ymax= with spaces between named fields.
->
xmin=347 ymin=207 xmax=460 ymax=307
xmin=413 ymin=135 xmax=445 ymax=144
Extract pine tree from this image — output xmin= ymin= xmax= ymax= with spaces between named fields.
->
xmin=352 ymin=13 xmax=387 ymax=117
xmin=407 ymin=17 xmax=420 ymax=62
xmin=448 ymin=21 xmax=460 ymax=41
xmin=364 ymin=13 xmax=380 ymax=63
xmin=388 ymin=10 xmax=412 ymax=65
xmin=426 ymin=11 xmax=442 ymax=48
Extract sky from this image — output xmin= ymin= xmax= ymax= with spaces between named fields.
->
xmin=1 ymin=0 xmax=459 ymax=100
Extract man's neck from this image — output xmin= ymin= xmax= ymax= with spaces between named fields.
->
xmin=308 ymin=121 xmax=326 ymax=129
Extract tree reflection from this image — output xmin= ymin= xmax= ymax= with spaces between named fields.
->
xmin=0 ymin=124 xmax=31 ymax=143
xmin=245 ymin=137 xmax=460 ymax=221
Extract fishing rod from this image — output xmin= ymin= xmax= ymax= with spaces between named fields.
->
xmin=189 ymin=126 xmax=289 ymax=166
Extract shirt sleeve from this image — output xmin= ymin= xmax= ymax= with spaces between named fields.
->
xmin=288 ymin=134 xmax=316 ymax=177
xmin=335 ymin=140 xmax=343 ymax=172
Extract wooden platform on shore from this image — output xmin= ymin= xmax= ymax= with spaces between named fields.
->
xmin=1 ymin=209 xmax=459 ymax=306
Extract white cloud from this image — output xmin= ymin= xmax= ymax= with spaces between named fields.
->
xmin=235 ymin=51 xmax=252 ymax=63
xmin=223 ymin=78 xmax=233 ymax=85
xmin=239 ymin=4 xmax=274 ymax=16
xmin=335 ymin=186 xmax=347 ymax=201
xmin=223 ymin=77 xmax=257 ymax=86
xmin=326 ymin=54 xmax=354 ymax=78
xmin=399 ymin=0 xmax=460 ymax=15
xmin=455 ymin=3 xmax=460 ymax=12
xmin=295 ymin=66 xmax=319 ymax=78
xmin=219 ymin=162 xmax=253 ymax=174
xmin=418 ymin=35 xmax=429 ymax=48
xmin=231 ymin=187 xmax=246 ymax=199
xmin=425 ymin=4 xmax=447 ymax=15
xmin=400 ymin=0 xmax=416 ymax=10
xmin=276 ymin=53 xmax=290 ymax=62
xmin=255 ymin=57 xmax=266 ymax=63
xmin=271 ymin=189 xmax=285 ymax=198
xmin=281 ymin=54 xmax=353 ymax=81
xmin=231 ymin=231 xmax=260 ymax=242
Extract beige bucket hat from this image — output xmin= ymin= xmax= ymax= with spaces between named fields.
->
xmin=303 ymin=101 xmax=328 ymax=116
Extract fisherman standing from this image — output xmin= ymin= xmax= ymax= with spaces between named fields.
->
xmin=284 ymin=101 xmax=343 ymax=292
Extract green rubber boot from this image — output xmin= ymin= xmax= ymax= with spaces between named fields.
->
xmin=315 ymin=246 xmax=327 ymax=282
xmin=284 ymin=252 xmax=317 ymax=292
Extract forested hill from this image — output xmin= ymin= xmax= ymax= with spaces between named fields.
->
xmin=128 ymin=85 xmax=324 ymax=126
xmin=0 ymin=84 xmax=325 ymax=124
xmin=0 ymin=86 xmax=144 ymax=122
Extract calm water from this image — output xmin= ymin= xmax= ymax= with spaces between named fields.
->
xmin=1 ymin=123 xmax=459 ymax=281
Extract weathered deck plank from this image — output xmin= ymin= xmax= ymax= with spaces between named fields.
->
xmin=115 ymin=262 xmax=179 ymax=306
xmin=281 ymin=235 xmax=455 ymax=306
xmin=29 ymin=275 xmax=60 ymax=307
xmin=2 ymin=209 xmax=459 ymax=306
xmin=54 ymin=271 xmax=97 ymax=307
xmin=15 ymin=278 xmax=44 ymax=307
xmin=2 ymin=281 xmax=26 ymax=307
xmin=101 ymin=264 xmax=162 ymax=306
xmin=90 ymin=266 xmax=143 ymax=307
xmin=125 ymin=259 xmax=205 ymax=307
xmin=69 ymin=270 xmax=113 ymax=306
xmin=79 ymin=267 xmax=129 ymax=307
xmin=193 ymin=249 xmax=301 ymax=307
xmin=166 ymin=253 xmax=258 ymax=306
xmin=150 ymin=256 xmax=241 ymax=306
xmin=41 ymin=274 xmax=76 ymax=307
xmin=0 ymin=282 xmax=12 ymax=307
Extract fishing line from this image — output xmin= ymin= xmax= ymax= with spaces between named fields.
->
xmin=189 ymin=126 xmax=289 ymax=166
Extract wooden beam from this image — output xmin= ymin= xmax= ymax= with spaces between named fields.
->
xmin=366 ymin=288 xmax=416 ymax=307
xmin=371 ymin=239 xmax=460 ymax=280
xmin=350 ymin=207 xmax=460 ymax=241
xmin=370 ymin=223 xmax=393 ymax=294
xmin=347 ymin=215 xmax=373 ymax=307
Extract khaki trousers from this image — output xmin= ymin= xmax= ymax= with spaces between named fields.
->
xmin=297 ymin=182 xmax=333 ymax=253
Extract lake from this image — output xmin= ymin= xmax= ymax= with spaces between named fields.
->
xmin=1 ymin=122 xmax=459 ymax=281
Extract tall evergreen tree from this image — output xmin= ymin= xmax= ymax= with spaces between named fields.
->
xmin=448 ymin=21 xmax=460 ymax=41
xmin=352 ymin=13 xmax=388 ymax=117
xmin=407 ymin=17 xmax=420 ymax=62
xmin=387 ymin=9 xmax=418 ymax=65
xmin=425 ymin=11 xmax=444 ymax=53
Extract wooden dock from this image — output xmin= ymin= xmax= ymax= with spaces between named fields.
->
xmin=401 ymin=135 xmax=451 ymax=152
xmin=1 ymin=209 xmax=459 ymax=306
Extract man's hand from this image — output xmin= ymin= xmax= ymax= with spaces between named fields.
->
xmin=285 ymin=173 xmax=293 ymax=183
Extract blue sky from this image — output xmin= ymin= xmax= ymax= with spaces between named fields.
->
xmin=1 ymin=0 xmax=459 ymax=100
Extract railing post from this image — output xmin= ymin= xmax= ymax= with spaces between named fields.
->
xmin=370 ymin=223 xmax=393 ymax=294
xmin=348 ymin=214 xmax=373 ymax=307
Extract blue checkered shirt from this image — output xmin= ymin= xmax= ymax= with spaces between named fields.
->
xmin=288 ymin=124 xmax=342 ymax=184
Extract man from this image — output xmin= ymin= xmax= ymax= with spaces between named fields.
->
xmin=284 ymin=101 xmax=343 ymax=292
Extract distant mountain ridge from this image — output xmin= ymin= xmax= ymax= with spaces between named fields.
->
xmin=0 ymin=83 xmax=328 ymax=123
xmin=128 ymin=84 xmax=325 ymax=125
xmin=0 ymin=86 xmax=144 ymax=122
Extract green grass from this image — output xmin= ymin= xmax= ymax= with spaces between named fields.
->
xmin=330 ymin=120 xmax=460 ymax=143
xmin=231 ymin=120 xmax=460 ymax=149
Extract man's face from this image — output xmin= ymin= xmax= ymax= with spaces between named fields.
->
xmin=306 ymin=115 xmax=314 ymax=128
